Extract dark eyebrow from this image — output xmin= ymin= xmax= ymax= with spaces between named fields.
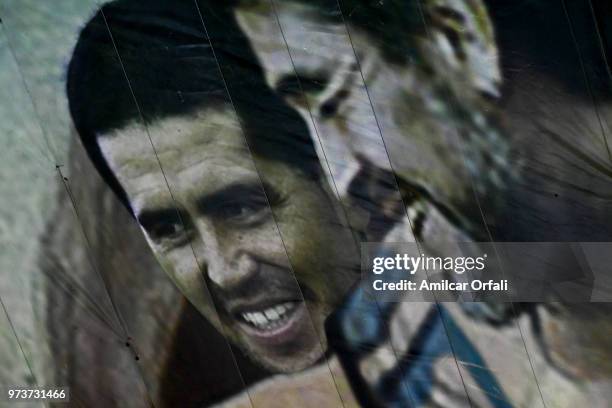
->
xmin=197 ymin=181 xmax=278 ymax=214
xmin=137 ymin=207 xmax=185 ymax=228
xmin=275 ymin=72 xmax=329 ymax=98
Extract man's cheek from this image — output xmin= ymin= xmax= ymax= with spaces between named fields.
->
xmin=288 ymin=223 xmax=337 ymax=300
xmin=160 ymin=252 xmax=194 ymax=286
xmin=228 ymin=221 xmax=290 ymax=270
xmin=153 ymin=248 xmax=220 ymax=320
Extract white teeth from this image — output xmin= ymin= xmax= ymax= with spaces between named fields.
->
xmin=253 ymin=312 xmax=266 ymax=324
xmin=240 ymin=302 xmax=298 ymax=329
xmin=265 ymin=309 xmax=279 ymax=320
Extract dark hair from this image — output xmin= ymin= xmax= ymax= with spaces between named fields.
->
xmin=486 ymin=0 xmax=612 ymax=98
xmin=67 ymin=0 xmax=322 ymax=212
xmin=285 ymin=0 xmax=612 ymax=96
xmin=258 ymin=0 xmax=424 ymax=64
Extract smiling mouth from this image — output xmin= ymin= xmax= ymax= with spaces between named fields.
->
xmin=238 ymin=301 xmax=299 ymax=331
xmin=232 ymin=300 xmax=307 ymax=345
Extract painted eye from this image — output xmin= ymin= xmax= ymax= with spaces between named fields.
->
xmin=199 ymin=184 xmax=285 ymax=226
xmin=275 ymin=72 xmax=329 ymax=99
xmin=147 ymin=221 xmax=185 ymax=241
xmin=220 ymin=199 xmax=268 ymax=223
xmin=137 ymin=210 xmax=190 ymax=247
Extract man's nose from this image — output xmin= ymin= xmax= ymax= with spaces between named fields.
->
xmin=207 ymin=250 xmax=258 ymax=290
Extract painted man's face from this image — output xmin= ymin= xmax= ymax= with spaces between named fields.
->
xmin=235 ymin=0 xmax=506 ymax=234
xmin=98 ymin=106 xmax=360 ymax=372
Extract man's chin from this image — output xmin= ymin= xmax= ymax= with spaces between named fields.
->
xmin=243 ymin=339 xmax=327 ymax=373
xmin=231 ymin=301 xmax=330 ymax=373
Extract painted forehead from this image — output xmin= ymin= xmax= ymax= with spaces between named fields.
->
xmin=97 ymin=106 xmax=259 ymax=211
xmin=99 ymin=106 xmax=248 ymax=174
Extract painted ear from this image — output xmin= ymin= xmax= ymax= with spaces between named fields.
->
xmin=420 ymin=0 xmax=501 ymax=98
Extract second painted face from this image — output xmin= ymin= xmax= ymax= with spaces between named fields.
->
xmin=98 ymin=105 xmax=360 ymax=372
xmin=235 ymin=0 xmax=507 ymax=234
